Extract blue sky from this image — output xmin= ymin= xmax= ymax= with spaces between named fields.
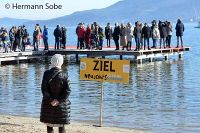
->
xmin=0 ymin=0 xmax=120 ymax=20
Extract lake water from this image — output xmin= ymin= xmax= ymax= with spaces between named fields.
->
xmin=0 ymin=23 xmax=200 ymax=133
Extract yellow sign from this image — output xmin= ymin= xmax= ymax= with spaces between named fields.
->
xmin=80 ymin=58 xmax=130 ymax=83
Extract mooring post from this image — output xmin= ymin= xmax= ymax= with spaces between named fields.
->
xmin=45 ymin=57 xmax=48 ymax=63
xmin=28 ymin=59 xmax=31 ymax=63
xmin=136 ymin=55 xmax=142 ymax=64
xmin=164 ymin=55 xmax=169 ymax=60
xmin=76 ymin=54 xmax=79 ymax=63
xmin=178 ymin=52 xmax=183 ymax=59
xmin=138 ymin=59 xmax=143 ymax=64
xmin=149 ymin=58 xmax=153 ymax=62
xmin=120 ymin=55 xmax=123 ymax=60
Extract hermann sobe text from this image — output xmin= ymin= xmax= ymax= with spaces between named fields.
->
xmin=11 ymin=3 xmax=62 ymax=10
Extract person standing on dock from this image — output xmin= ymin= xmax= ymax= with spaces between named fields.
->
xmin=166 ymin=21 xmax=173 ymax=48
xmin=35 ymin=24 xmax=43 ymax=47
xmin=175 ymin=19 xmax=184 ymax=48
xmin=76 ymin=23 xmax=81 ymax=49
xmin=43 ymin=25 xmax=49 ymax=50
xmin=142 ymin=23 xmax=151 ymax=50
xmin=77 ymin=23 xmax=86 ymax=50
xmin=90 ymin=24 xmax=96 ymax=49
xmin=151 ymin=20 xmax=157 ymax=48
xmin=93 ymin=22 xmax=99 ymax=50
xmin=1 ymin=29 xmax=9 ymax=53
xmin=9 ymin=27 xmax=15 ymax=52
xmin=152 ymin=23 xmax=160 ymax=49
xmin=15 ymin=26 xmax=23 ymax=51
xmin=54 ymin=25 xmax=62 ymax=50
xmin=61 ymin=26 xmax=67 ymax=49
xmin=85 ymin=24 xmax=92 ymax=49
xmin=33 ymin=26 xmax=39 ymax=51
xmin=113 ymin=22 xmax=121 ymax=50
xmin=159 ymin=22 xmax=168 ymax=49
xmin=126 ymin=22 xmax=133 ymax=51
xmin=133 ymin=21 xmax=142 ymax=51
xmin=21 ymin=29 xmax=29 ymax=52
xmin=120 ymin=23 xmax=127 ymax=50
xmin=40 ymin=54 xmax=71 ymax=133
xmin=105 ymin=23 xmax=112 ymax=48
xmin=98 ymin=26 xmax=104 ymax=50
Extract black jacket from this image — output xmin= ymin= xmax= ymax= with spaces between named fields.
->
xmin=112 ymin=26 xmax=120 ymax=40
xmin=105 ymin=27 xmax=112 ymax=39
xmin=176 ymin=22 xmax=184 ymax=36
xmin=142 ymin=26 xmax=151 ymax=38
xmin=9 ymin=29 xmax=15 ymax=41
xmin=134 ymin=26 xmax=142 ymax=38
xmin=40 ymin=67 xmax=71 ymax=124
xmin=160 ymin=24 xmax=168 ymax=38
xmin=54 ymin=28 xmax=62 ymax=39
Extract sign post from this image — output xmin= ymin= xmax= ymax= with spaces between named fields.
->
xmin=80 ymin=58 xmax=130 ymax=127
xmin=100 ymin=82 xmax=103 ymax=127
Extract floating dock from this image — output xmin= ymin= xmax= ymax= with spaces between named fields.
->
xmin=0 ymin=51 xmax=46 ymax=65
xmin=47 ymin=47 xmax=190 ymax=63
xmin=0 ymin=47 xmax=190 ymax=65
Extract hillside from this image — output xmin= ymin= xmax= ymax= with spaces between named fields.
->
xmin=0 ymin=17 xmax=29 ymax=27
xmin=4 ymin=0 xmax=200 ymax=26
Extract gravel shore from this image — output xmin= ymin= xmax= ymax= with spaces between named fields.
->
xmin=0 ymin=115 xmax=147 ymax=133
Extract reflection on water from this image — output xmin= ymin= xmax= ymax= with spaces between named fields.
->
xmin=0 ymin=58 xmax=200 ymax=133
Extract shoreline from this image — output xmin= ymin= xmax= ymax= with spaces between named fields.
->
xmin=0 ymin=115 xmax=147 ymax=133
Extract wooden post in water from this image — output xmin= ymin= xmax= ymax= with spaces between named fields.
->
xmin=76 ymin=54 xmax=79 ymax=63
xmin=164 ymin=54 xmax=169 ymax=60
xmin=120 ymin=55 xmax=123 ymax=60
xmin=178 ymin=52 xmax=183 ymax=59
xmin=138 ymin=59 xmax=143 ymax=64
xmin=16 ymin=59 xmax=19 ymax=65
xmin=149 ymin=58 xmax=153 ymax=62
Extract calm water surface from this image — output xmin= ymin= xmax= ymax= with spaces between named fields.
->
xmin=0 ymin=23 xmax=200 ymax=133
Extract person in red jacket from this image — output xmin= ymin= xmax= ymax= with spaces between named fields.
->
xmin=77 ymin=23 xmax=85 ymax=49
xmin=85 ymin=24 xmax=91 ymax=49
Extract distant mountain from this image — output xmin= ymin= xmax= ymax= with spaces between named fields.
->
xmin=8 ymin=0 xmax=200 ymax=26
xmin=0 ymin=17 xmax=29 ymax=27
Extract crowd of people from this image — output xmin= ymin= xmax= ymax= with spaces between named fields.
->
xmin=0 ymin=25 xmax=31 ymax=53
xmin=0 ymin=19 xmax=184 ymax=53
xmin=75 ymin=19 xmax=185 ymax=51
xmin=0 ymin=24 xmax=67 ymax=53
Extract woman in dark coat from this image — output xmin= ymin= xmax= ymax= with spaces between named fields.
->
xmin=61 ymin=27 xmax=67 ymax=49
xmin=105 ymin=23 xmax=112 ymax=47
xmin=40 ymin=54 xmax=71 ymax=133
xmin=175 ymin=19 xmax=184 ymax=47
xmin=113 ymin=22 xmax=121 ymax=50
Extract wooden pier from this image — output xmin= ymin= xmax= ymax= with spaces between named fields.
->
xmin=47 ymin=47 xmax=190 ymax=63
xmin=0 ymin=51 xmax=47 ymax=65
xmin=0 ymin=47 xmax=190 ymax=65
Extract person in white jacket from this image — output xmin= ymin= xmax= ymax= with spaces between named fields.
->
xmin=152 ymin=24 xmax=160 ymax=49
xmin=126 ymin=22 xmax=133 ymax=51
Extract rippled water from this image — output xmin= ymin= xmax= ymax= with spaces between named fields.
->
xmin=0 ymin=23 xmax=200 ymax=133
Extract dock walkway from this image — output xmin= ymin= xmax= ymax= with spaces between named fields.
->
xmin=0 ymin=47 xmax=190 ymax=65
